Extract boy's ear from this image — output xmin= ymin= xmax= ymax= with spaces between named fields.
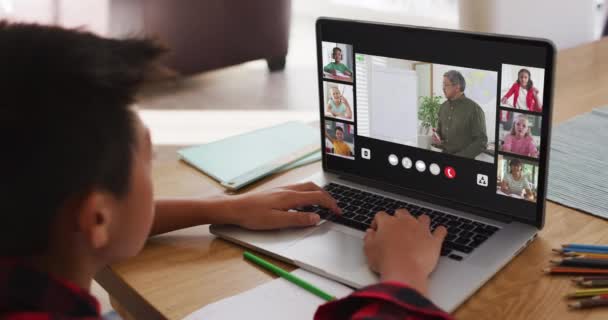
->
xmin=77 ymin=191 xmax=115 ymax=250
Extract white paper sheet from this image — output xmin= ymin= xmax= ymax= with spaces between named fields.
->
xmin=182 ymin=269 xmax=354 ymax=320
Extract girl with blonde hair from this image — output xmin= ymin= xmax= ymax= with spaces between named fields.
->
xmin=501 ymin=114 xmax=539 ymax=158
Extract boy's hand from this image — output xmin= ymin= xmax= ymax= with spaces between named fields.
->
xmin=364 ymin=210 xmax=447 ymax=296
xmin=228 ymin=182 xmax=341 ymax=230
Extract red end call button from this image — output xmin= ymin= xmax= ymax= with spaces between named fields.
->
xmin=444 ymin=166 xmax=456 ymax=179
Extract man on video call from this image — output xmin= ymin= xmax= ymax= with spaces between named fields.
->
xmin=432 ymin=70 xmax=488 ymax=159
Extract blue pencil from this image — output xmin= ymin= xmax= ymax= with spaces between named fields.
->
xmin=555 ymin=248 xmax=608 ymax=255
xmin=561 ymin=248 xmax=608 ymax=255
xmin=563 ymin=244 xmax=608 ymax=252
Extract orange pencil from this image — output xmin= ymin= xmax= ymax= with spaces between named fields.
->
xmin=563 ymin=252 xmax=608 ymax=259
xmin=543 ymin=267 xmax=608 ymax=275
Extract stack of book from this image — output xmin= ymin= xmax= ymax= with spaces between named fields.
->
xmin=544 ymin=244 xmax=608 ymax=309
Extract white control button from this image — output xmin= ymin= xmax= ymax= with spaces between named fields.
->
xmin=402 ymin=157 xmax=412 ymax=169
xmin=361 ymin=148 xmax=371 ymax=160
xmin=388 ymin=154 xmax=399 ymax=166
xmin=415 ymin=160 xmax=426 ymax=172
xmin=429 ymin=163 xmax=440 ymax=175
xmin=477 ymin=174 xmax=489 ymax=187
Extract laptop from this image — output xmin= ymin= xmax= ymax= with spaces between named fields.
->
xmin=211 ymin=18 xmax=555 ymax=312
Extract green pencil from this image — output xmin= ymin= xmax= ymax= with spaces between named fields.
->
xmin=243 ymin=251 xmax=336 ymax=301
xmin=568 ymin=288 xmax=608 ymax=298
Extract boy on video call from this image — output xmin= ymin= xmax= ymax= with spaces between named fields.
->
xmin=323 ymin=47 xmax=353 ymax=78
xmin=325 ymin=126 xmax=354 ymax=157
xmin=0 ymin=22 xmax=451 ymax=320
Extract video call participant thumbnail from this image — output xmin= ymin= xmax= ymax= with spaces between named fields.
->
xmin=325 ymin=123 xmax=354 ymax=158
xmin=501 ymin=68 xmax=543 ymax=112
xmin=323 ymin=47 xmax=353 ymax=80
xmin=501 ymin=113 xmax=539 ymax=158
xmin=432 ymin=70 xmax=488 ymax=159
xmin=498 ymin=158 xmax=536 ymax=202
xmin=325 ymin=84 xmax=353 ymax=120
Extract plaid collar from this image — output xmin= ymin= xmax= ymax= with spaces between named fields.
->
xmin=0 ymin=258 xmax=100 ymax=319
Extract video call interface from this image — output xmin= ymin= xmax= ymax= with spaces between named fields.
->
xmin=319 ymin=26 xmax=551 ymax=223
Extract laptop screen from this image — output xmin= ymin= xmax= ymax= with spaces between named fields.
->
xmin=316 ymin=18 xmax=554 ymax=227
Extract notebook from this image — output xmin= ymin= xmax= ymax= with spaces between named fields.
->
xmin=182 ymin=269 xmax=353 ymax=320
xmin=178 ymin=121 xmax=321 ymax=190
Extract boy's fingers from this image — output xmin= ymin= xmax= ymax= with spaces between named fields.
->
xmin=267 ymin=211 xmax=320 ymax=229
xmin=394 ymin=208 xmax=410 ymax=218
xmin=370 ymin=213 xmax=379 ymax=230
xmin=372 ymin=211 xmax=390 ymax=230
xmin=282 ymin=183 xmax=337 ymax=204
xmin=418 ymin=214 xmax=431 ymax=226
xmin=281 ymin=191 xmax=341 ymax=214
xmin=395 ymin=209 xmax=419 ymax=224
xmin=433 ymin=225 xmax=448 ymax=242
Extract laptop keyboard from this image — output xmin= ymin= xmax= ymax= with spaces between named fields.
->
xmin=295 ymin=183 xmax=500 ymax=262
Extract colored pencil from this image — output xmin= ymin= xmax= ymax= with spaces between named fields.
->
xmin=558 ymin=247 xmax=608 ymax=254
xmin=569 ymin=297 xmax=608 ymax=309
xmin=562 ymin=244 xmax=608 ymax=251
xmin=563 ymin=252 xmax=608 ymax=259
xmin=243 ymin=251 xmax=336 ymax=301
xmin=568 ymin=288 xmax=608 ymax=298
xmin=543 ymin=267 xmax=608 ymax=275
xmin=579 ymin=280 xmax=608 ymax=287
xmin=572 ymin=276 xmax=608 ymax=282
xmin=551 ymin=258 xmax=608 ymax=269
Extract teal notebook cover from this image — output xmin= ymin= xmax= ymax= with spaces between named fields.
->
xmin=178 ymin=121 xmax=321 ymax=190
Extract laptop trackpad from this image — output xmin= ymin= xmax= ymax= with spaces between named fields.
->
xmin=288 ymin=223 xmax=366 ymax=273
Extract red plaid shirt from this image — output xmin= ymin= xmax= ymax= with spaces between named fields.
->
xmin=0 ymin=259 xmax=100 ymax=319
xmin=1 ymin=258 xmax=452 ymax=320
xmin=315 ymin=281 xmax=453 ymax=320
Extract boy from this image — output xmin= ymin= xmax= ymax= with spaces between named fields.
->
xmin=323 ymin=47 xmax=353 ymax=78
xmin=0 ymin=22 xmax=451 ymax=320
xmin=325 ymin=127 xmax=353 ymax=157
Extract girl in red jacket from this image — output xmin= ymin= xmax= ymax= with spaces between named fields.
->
xmin=501 ymin=68 xmax=543 ymax=112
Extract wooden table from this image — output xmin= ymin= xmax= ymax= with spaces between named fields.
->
xmin=97 ymin=38 xmax=608 ymax=320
